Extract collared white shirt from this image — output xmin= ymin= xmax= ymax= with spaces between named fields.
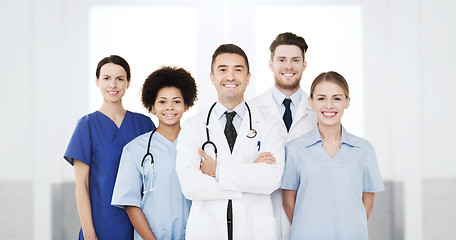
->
xmin=214 ymin=100 xmax=247 ymax=133
xmin=271 ymin=86 xmax=302 ymax=120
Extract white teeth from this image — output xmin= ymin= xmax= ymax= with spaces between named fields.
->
xmin=323 ymin=112 xmax=336 ymax=117
xmin=164 ymin=113 xmax=175 ymax=117
xmin=282 ymin=73 xmax=294 ymax=77
xmin=225 ymin=84 xmax=237 ymax=88
xmin=108 ymin=91 xmax=118 ymax=94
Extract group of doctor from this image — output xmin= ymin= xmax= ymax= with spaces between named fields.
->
xmin=64 ymin=32 xmax=384 ymax=240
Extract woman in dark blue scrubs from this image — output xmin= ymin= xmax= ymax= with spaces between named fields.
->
xmin=64 ymin=55 xmax=155 ymax=240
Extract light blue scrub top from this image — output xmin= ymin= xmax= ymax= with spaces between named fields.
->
xmin=112 ymin=131 xmax=191 ymax=240
xmin=281 ymin=125 xmax=385 ymax=240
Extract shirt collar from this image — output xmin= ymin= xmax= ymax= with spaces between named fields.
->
xmin=305 ymin=124 xmax=359 ymax=148
xmin=214 ymin=100 xmax=246 ymax=120
xmin=271 ymin=85 xmax=302 ymax=107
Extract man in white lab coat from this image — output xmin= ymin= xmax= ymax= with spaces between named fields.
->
xmin=249 ymin=32 xmax=318 ymax=240
xmin=176 ymin=44 xmax=286 ymax=240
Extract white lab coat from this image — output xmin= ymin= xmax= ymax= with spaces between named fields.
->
xmin=176 ymin=102 xmax=286 ymax=240
xmin=249 ymin=87 xmax=317 ymax=240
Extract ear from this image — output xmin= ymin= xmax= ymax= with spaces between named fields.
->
xmin=151 ymin=105 xmax=155 ymax=114
xmin=210 ymin=72 xmax=215 ymax=85
xmin=345 ymin=97 xmax=350 ymax=109
xmin=95 ymin=77 xmax=99 ymax=87
xmin=269 ymin=60 xmax=273 ymax=72
xmin=246 ymin=72 xmax=251 ymax=86
xmin=308 ymin=96 xmax=314 ymax=109
xmin=303 ymin=60 xmax=307 ymax=71
xmin=126 ymin=79 xmax=131 ymax=89
xmin=184 ymin=105 xmax=189 ymax=112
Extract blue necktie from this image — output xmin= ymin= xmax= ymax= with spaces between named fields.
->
xmin=283 ymin=98 xmax=292 ymax=132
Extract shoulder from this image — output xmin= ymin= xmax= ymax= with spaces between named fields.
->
xmin=249 ymin=88 xmax=273 ymax=107
xmin=287 ymin=129 xmax=315 ymax=148
xmin=75 ymin=111 xmax=97 ymax=128
xmin=344 ymin=130 xmax=375 ymax=151
xmin=128 ymin=111 xmax=152 ymax=122
xmin=124 ymin=131 xmax=152 ymax=150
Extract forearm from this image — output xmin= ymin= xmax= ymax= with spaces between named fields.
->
xmin=125 ymin=206 xmax=156 ymax=240
xmin=362 ymin=192 xmax=375 ymax=220
xmin=282 ymin=189 xmax=297 ymax=223
xmin=75 ymin=184 xmax=97 ymax=239
xmin=74 ymin=160 xmax=97 ymax=240
xmin=218 ymin=162 xmax=283 ymax=194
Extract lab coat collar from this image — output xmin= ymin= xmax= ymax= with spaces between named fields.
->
xmin=205 ymin=101 xmax=259 ymax=155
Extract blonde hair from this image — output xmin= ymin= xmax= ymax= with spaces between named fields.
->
xmin=310 ymin=71 xmax=349 ymax=99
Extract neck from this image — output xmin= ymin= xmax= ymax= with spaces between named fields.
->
xmin=275 ymin=84 xmax=299 ymax=97
xmin=318 ymin=123 xmax=342 ymax=143
xmin=156 ymin=124 xmax=181 ymax=142
xmin=99 ymin=100 xmax=125 ymax=117
xmin=219 ymin=97 xmax=243 ymax=110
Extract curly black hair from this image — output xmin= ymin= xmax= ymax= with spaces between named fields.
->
xmin=142 ymin=66 xmax=198 ymax=112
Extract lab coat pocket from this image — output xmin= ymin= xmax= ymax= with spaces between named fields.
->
xmin=185 ymin=217 xmax=209 ymax=240
xmin=253 ymin=216 xmax=278 ymax=240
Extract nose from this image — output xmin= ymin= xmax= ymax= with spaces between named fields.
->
xmin=325 ymin=99 xmax=334 ymax=108
xmin=166 ymin=102 xmax=174 ymax=110
xmin=109 ymin=79 xmax=117 ymax=88
xmin=284 ymin=60 xmax=293 ymax=68
xmin=226 ymin=69 xmax=235 ymax=80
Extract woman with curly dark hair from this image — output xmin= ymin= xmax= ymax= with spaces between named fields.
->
xmin=112 ymin=66 xmax=198 ymax=240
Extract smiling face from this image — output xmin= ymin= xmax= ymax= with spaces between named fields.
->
xmin=210 ymin=53 xmax=251 ymax=108
xmin=270 ymin=45 xmax=307 ymax=93
xmin=96 ymin=63 xmax=130 ymax=104
xmin=309 ymin=81 xmax=350 ymax=127
xmin=151 ymin=86 xmax=187 ymax=128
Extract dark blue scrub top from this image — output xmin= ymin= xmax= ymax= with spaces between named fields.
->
xmin=64 ymin=111 xmax=155 ymax=240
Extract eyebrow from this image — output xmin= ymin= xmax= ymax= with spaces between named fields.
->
xmin=158 ymin=96 xmax=183 ymax=99
xmin=217 ymin=64 xmax=245 ymax=69
xmin=275 ymin=56 xmax=303 ymax=59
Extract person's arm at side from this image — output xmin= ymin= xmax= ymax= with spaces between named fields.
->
xmin=125 ymin=206 xmax=156 ymax=240
xmin=362 ymin=192 xmax=375 ymax=220
xmin=282 ymin=189 xmax=297 ymax=223
xmin=74 ymin=159 xmax=98 ymax=240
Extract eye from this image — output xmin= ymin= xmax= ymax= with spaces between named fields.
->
xmin=219 ymin=68 xmax=226 ymax=72
xmin=278 ymin=59 xmax=284 ymax=62
xmin=103 ymin=77 xmax=109 ymax=80
xmin=293 ymin=59 xmax=300 ymax=63
xmin=317 ymin=97 xmax=325 ymax=101
xmin=235 ymin=68 xmax=243 ymax=73
xmin=333 ymin=97 xmax=342 ymax=101
xmin=117 ymin=77 xmax=124 ymax=81
xmin=174 ymin=100 xmax=182 ymax=104
xmin=158 ymin=100 xmax=165 ymax=104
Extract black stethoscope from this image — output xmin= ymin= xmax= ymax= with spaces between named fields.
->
xmin=141 ymin=128 xmax=157 ymax=194
xmin=201 ymin=102 xmax=257 ymax=160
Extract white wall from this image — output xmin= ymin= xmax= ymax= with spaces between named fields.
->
xmin=1 ymin=0 xmax=455 ymax=239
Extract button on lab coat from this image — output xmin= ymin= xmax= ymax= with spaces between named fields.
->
xmin=176 ymin=102 xmax=286 ymax=240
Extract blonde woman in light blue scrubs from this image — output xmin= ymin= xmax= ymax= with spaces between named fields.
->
xmin=111 ymin=67 xmax=197 ymax=240
xmin=281 ymin=71 xmax=385 ymax=240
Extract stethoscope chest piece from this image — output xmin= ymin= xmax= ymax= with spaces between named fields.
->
xmin=247 ymin=129 xmax=257 ymax=138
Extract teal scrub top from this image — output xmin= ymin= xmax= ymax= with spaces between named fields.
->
xmin=64 ymin=111 xmax=155 ymax=240
xmin=112 ymin=131 xmax=191 ymax=240
xmin=281 ymin=125 xmax=385 ymax=240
